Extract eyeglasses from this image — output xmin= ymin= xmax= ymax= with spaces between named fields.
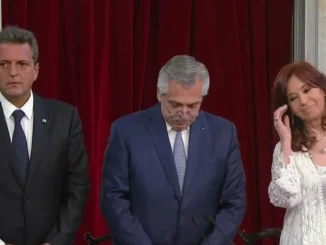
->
xmin=166 ymin=105 xmax=200 ymax=116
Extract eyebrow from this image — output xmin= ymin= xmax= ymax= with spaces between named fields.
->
xmin=0 ymin=59 xmax=30 ymax=62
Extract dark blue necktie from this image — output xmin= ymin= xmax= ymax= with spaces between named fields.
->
xmin=12 ymin=109 xmax=29 ymax=185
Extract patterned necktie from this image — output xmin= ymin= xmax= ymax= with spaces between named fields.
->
xmin=12 ymin=109 xmax=29 ymax=185
xmin=173 ymin=130 xmax=187 ymax=193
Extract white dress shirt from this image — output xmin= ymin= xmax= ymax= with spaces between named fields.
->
xmin=166 ymin=122 xmax=190 ymax=157
xmin=0 ymin=92 xmax=34 ymax=245
xmin=0 ymin=91 xmax=34 ymax=158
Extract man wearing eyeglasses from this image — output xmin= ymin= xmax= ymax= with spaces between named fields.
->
xmin=101 ymin=55 xmax=246 ymax=245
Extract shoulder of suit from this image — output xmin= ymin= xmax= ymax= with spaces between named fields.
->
xmin=34 ymin=94 xmax=76 ymax=113
xmin=112 ymin=108 xmax=147 ymax=127
xmin=112 ymin=104 xmax=159 ymax=124
xmin=200 ymin=111 xmax=234 ymax=126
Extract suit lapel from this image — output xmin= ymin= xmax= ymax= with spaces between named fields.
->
xmin=183 ymin=114 xmax=205 ymax=194
xmin=26 ymin=95 xmax=51 ymax=187
xmin=0 ymin=103 xmax=24 ymax=190
xmin=147 ymin=104 xmax=182 ymax=201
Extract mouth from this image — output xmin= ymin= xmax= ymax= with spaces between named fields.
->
xmin=174 ymin=120 xmax=189 ymax=124
xmin=301 ymin=107 xmax=314 ymax=114
xmin=7 ymin=81 xmax=21 ymax=86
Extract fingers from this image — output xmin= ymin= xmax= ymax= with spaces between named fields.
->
xmin=273 ymin=104 xmax=288 ymax=121
xmin=273 ymin=105 xmax=288 ymax=132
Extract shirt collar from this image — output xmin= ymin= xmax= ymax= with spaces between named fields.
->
xmin=0 ymin=91 xmax=34 ymax=120
xmin=165 ymin=122 xmax=190 ymax=132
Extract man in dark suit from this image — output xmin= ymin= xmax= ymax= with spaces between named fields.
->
xmin=101 ymin=55 xmax=246 ymax=245
xmin=0 ymin=26 xmax=90 ymax=245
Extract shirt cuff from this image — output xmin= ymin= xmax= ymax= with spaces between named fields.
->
xmin=0 ymin=238 xmax=5 ymax=245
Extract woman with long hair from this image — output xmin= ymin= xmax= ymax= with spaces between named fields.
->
xmin=269 ymin=61 xmax=326 ymax=245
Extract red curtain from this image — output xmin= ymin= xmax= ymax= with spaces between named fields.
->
xmin=2 ymin=0 xmax=293 ymax=244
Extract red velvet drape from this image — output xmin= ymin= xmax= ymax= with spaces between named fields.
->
xmin=2 ymin=1 xmax=293 ymax=244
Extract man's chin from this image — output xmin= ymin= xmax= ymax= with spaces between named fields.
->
xmin=171 ymin=122 xmax=190 ymax=130
xmin=1 ymin=90 xmax=30 ymax=106
xmin=2 ymin=89 xmax=27 ymax=98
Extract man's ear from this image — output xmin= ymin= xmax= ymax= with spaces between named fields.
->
xmin=157 ymin=89 xmax=162 ymax=102
xmin=33 ymin=63 xmax=40 ymax=81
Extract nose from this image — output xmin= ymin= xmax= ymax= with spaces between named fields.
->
xmin=299 ymin=95 xmax=308 ymax=105
xmin=181 ymin=106 xmax=189 ymax=114
xmin=9 ymin=64 xmax=18 ymax=77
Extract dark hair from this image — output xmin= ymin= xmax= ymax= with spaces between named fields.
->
xmin=271 ymin=60 xmax=326 ymax=152
xmin=0 ymin=25 xmax=38 ymax=63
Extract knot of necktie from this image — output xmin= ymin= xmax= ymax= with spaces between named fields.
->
xmin=12 ymin=109 xmax=25 ymax=123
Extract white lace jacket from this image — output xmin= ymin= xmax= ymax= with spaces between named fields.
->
xmin=268 ymin=142 xmax=326 ymax=245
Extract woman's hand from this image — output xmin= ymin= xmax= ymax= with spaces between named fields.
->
xmin=274 ymin=104 xmax=293 ymax=164
xmin=274 ymin=104 xmax=292 ymax=143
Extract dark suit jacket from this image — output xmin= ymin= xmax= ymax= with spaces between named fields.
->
xmin=101 ymin=103 xmax=246 ymax=245
xmin=0 ymin=94 xmax=90 ymax=245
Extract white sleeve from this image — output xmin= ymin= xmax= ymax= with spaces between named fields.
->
xmin=0 ymin=239 xmax=5 ymax=245
xmin=268 ymin=141 xmax=302 ymax=208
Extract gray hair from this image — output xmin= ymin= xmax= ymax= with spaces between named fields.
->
xmin=0 ymin=25 xmax=39 ymax=63
xmin=157 ymin=55 xmax=210 ymax=95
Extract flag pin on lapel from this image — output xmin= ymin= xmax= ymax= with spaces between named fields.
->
xmin=42 ymin=119 xmax=47 ymax=123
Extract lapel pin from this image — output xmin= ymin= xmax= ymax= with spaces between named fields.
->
xmin=42 ymin=119 xmax=47 ymax=123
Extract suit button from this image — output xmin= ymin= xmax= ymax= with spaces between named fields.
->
xmin=23 ymin=197 xmax=29 ymax=202
xmin=179 ymin=213 xmax=184 ymax=219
